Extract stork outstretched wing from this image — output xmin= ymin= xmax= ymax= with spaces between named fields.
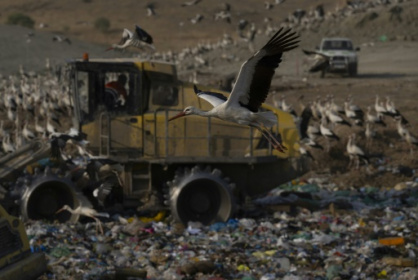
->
xmin=227 ymin=28 xmax=299 ymax=112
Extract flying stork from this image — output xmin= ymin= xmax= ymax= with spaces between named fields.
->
xmin=106 ymin=25 xmax=155 ymax=51
xmin=301 ymin=49 xmax=330 ymax=76
xmin=168 ymin=28 xmax=300 ymax=153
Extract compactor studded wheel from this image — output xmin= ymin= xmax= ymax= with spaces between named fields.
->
xmin=167 ymin=166 xmax=235 ymax=225
xmin=10 ymin=167 xmax=92 ymax=223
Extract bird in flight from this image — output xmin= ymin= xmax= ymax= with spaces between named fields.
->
xmin=52 ymin=35 xmax=71 ymax=44
xmin=302 ymin=49 xmax=330 ymax=73
xmin=106 ymin=25 xmax=155 ymax=51
xmin=181 ymin=0 xmax=202 ymax=7
xmin=169 ymin=28 xmax=299 ymax=152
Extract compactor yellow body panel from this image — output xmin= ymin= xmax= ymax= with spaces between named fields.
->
xmin=67 ymin=56 xmax=308 ymax=223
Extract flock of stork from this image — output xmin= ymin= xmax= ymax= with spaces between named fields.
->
xmin=0 ymin=65 xmax=72 ymax=155
xmin=1 ymin=0 xmax=416 ymax=168
xmin=1 ymin=22 xmax=417 ymax=174
xmin=275 ymin=92 xmax=416 ymax=169
xmin=102 ymin=0 xmax=412 ymax=73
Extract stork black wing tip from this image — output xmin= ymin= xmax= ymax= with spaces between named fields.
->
xmin=193 ymin=84 xmax=201 ymax=94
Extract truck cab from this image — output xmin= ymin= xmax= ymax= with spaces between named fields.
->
xmin=318 ymin=37 xmax=360 ymax=77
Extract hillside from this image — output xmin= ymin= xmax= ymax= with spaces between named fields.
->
xmin=0 ymin=0 xmax=347 ymax=50
xmin=0 ymin=0 xmax=417 ymax=76
xmin=0 ymin=0 xmax=417 ymax=189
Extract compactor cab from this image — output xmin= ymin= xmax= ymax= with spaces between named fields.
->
xmin=66 ymin=56 xmax=306 ymax=225
xmin=69 ymin=58 xmax=179 ymax=157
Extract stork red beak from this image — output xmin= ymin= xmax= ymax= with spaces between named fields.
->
xmin=168 ymin=112 xmax=186 ymax=122
xmin=55 ymin=208 xmax=65 ymax=214
xmin=105 ymin=47 xmax=114 ymax=52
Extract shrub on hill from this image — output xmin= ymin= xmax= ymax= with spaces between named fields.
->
xmin=6 ymin=13 xmax=35 ymax=29
xmin=94 ymin=17 xmax=110 ymax=33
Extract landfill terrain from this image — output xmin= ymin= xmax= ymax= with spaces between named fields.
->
xmin=1 ymin=0 xmax=418 ymax=279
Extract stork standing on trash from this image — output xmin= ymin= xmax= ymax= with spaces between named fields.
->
xmin=168 ymin=28 xmax=300 ymax=152
xmin=56 ymin=205 xmax=109 ymax=235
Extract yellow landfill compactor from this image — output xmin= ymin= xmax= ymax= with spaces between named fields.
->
xmin=0 ymin=205 xmax=47 ymax=280
xmin=4 ymin=56 xmax=308 ymax=226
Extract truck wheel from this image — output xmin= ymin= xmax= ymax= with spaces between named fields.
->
xmin=167 ymin=165 xmax=236 ymax=225
xmin=349 ymin=64 xmax=357 ymax=77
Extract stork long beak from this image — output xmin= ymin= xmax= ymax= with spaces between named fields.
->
xmin=105 ymin=47 xmax=114 ymax=52
xmin=168 ymin=112 xmax=186 ymax=122
xmin=55 ymin=208 xmax=65 ymax=214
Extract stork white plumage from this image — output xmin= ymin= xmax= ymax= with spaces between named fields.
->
xmin=299 ymin=144 xmax=316 ymax=162
xmin=46 ymin=114 xmax=58 ymax=135
xmin=325 ymin=108 xmax=351 ymax=128
xmin=346 ymin=134 xmax=369 ymax=169
xmin=328 ymin=95 xmax=344 ymax=114
xmin=34 ymin=117 xmax=45 ymax=136
xmin=276 ymin=94 xmax=297 ymax=117
xmin=168 ymin=28 xmax=300 ymax=153
xmin=375 ymin=95 xmax=389 ymax=116
xmin=366 ymin=106 xmax=386 ymax=127
xmin=7 ymin=107 xmax=16 ymax=123
xmin=344 ymin=100 xmax=363 ymax=126
xmin=2 ymin=135 xmax=15 ymax=154
xmin=310 ymin=99 xmax=323 ymax=120
xmin=22 ymin=122 xmax=36 ymax=141
xmin=307 ymin=124 xmax=321 ymax=140
xmin=320 ymin=116 xmax=340 ymax=152
xmin=56 ymin=205 xmax=109 ymax=235
xmin=395 ymin=116 xmax=408 ymax=140
xmin=301 ymin=49 xmax=330 ymax=76
xmin=344 ymin=100 xmax=357 ymax=119
xmin=106 ymin=25 xmax=155 ymax=51
xmin=301 ymin=137 xmax=323 ymax=150
xmin=181 ymin=0 xmax=202 ymax=6
xmin=385 ymin=96 xmax=409 ymax=126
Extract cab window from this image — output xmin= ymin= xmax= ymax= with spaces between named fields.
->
xmin=151 ymin=84 xmax=178 ymax=106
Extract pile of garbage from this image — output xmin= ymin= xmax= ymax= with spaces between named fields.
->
xmin=27 ymin=178 xmax=418 ymax=280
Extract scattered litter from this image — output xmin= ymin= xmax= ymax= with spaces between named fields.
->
xmin=25 ymin=177 xmax=418 ymax=279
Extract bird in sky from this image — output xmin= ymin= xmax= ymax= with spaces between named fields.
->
xmin=302 ymin=49 xmax=330 ymax=73
xmin=168 ymin=28 xmax=299 ymax=153
xmin=181 ymin=0 xmax=202 ymax=7
xmin=52 ymin=35 xmax=71 ymax=44
xmin=106 ymin=25 xmax=155 ymax=51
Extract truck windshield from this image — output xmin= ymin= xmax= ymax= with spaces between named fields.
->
xmin=322 ymin=40 xmax=353 ymax=51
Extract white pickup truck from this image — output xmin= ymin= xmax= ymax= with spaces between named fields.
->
xmin=318 ymin=37 xmax=360 ymax=77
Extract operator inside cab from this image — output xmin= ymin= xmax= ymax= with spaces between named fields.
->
xmin=104 ymin=74 xmax=128 ymax=110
